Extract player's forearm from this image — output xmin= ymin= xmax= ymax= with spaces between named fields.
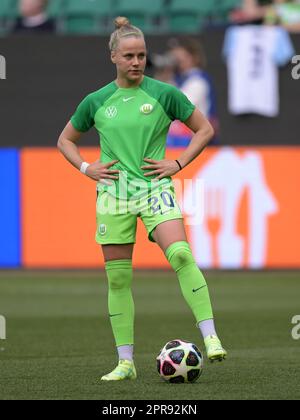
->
xmin=177 ymin=123 xmax=214 ymax=169
xmin=57 ymin=136 xmax=85 ymax=171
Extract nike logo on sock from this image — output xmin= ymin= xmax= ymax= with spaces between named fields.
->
xmin=109 ymin=313 xmax=123 ymax=317
xmin=192 ymin=285 xmax=207 ymax=293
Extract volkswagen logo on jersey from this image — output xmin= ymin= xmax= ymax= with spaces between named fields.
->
xmin=105 ymin=106 xmax=117 ymax=119
xmin=140 ymin=104 xmax=153 ymax=115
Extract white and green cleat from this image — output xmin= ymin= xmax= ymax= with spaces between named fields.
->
xmin=100 ymin=359 xmax=137 ymax=381
xmin=204 ymin=335 xmax=227 ymax=363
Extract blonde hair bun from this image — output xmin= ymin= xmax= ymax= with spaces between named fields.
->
xmin=114 ymin=16 xmax=130 ymax=29
xmin=109 ymin=16 xmax=144 ymax=52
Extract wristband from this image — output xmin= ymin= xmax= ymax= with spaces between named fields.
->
xmin=175 ymin=160 xmax=182 ymax=171
xmin=80 ymin=162 xmax=90 ymax=174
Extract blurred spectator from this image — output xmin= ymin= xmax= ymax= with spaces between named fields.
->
xmin=165 ymin=37 xmax=219 ymax=147
xmin=223 ymin=23 xmax=295 ymax=117
xmin=265 ymin=0 xmax=300 ymax=32
xmin=13 ymin=0 xmax=54 ymax=34
xmin=151 ymin=52 xmax=176 ymax=84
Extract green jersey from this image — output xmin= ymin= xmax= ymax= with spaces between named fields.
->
xmin=71 ymin=76 xmax=195 ymax=199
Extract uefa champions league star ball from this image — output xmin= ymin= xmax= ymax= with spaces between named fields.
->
xmin=156 ymin=339 xmax=203 ymax=383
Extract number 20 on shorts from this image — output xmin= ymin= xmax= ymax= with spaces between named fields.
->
xmin=148 ymin=191 xmax=175 ymax=215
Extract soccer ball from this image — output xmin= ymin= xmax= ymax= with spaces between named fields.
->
xmin=156 ymin=339 xmax=203 ymax=383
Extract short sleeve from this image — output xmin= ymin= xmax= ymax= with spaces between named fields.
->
xmin=223 ymin=27 xmax=237 ymax=60
xmin=273 ymin=27 xmax=295 ymax=66
xmin=167 ymin=86 xmax=196 ymax=122
xmin=70 ymin=94 xmax=95 ymax=132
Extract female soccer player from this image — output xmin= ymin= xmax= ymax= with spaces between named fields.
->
xmin=57 ymin=17 xmax=227 ymax=381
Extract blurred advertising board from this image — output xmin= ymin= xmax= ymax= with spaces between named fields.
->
xmin=18 ymin=146 xmax=300 ymax=269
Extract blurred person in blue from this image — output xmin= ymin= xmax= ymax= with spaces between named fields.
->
xmin=13 ymin=0 xmax=55 ymax=34
xmin=225 ymin=0 xmax=295 ymax=117
xmin=165 ymin=38 xmax=219 ymax=147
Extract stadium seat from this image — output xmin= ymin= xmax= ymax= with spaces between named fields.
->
xmin=215 ymin=0 xmax=242 ymax=22
xmin=61 ymin=0 xmax=113 ymax=35
xmin=168 ymin=0 xmax=215 ymax=33
xmin=218 ymin=0 xmax=242 ymax=11
xmin=0 ymin=0 xmax=17 ymax=17
xmin=213 ymin=0 xmax=242 ymax=24
xmin=115 ymin=0 xmax=166 ymax=33
xmin=46 ymin=0 xmax=64 ymax=32
xmin=47 ymin=0 xmax=64 ymax=18
xmin=0 ymin=0 xmax=17 ymax=35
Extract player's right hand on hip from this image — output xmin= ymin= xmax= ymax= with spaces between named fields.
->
xmin=86 ymin=160 xmax=119 ymax=184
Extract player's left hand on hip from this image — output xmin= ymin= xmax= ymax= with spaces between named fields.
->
xmin=141 ymin=158 xmax=180 ymax=180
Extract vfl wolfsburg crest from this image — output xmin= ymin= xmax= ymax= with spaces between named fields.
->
xmin=140 ymin=104 xmax=153 ymax=115
xmin=99 ymin=224 xmax=107 ymax=235
xmin=105 ymin=106 xmax=117 ymax=119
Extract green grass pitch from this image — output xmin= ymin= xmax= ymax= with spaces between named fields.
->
xmin=0 ymin=270 xmax=299 ymax=400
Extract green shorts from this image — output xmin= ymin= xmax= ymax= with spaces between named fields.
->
xmin=95 ymin=185 xmax=183 ymax=245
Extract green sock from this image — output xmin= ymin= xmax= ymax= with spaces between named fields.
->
xmin=105 ymin=259 xmax=134 ymax=347
xmin=165 ymin=241 xmax=214 ymax=323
